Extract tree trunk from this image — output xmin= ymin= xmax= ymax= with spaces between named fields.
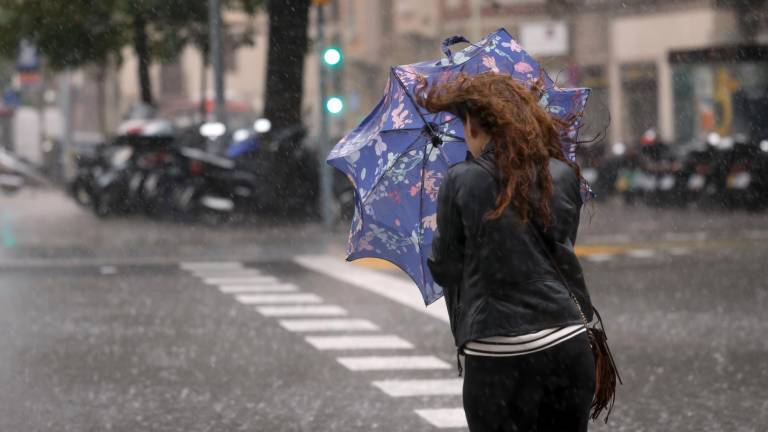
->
xmin=133 ymin=13 xmax=154 ymax=106
xmin=95 ymin=64 xmax=107 ymax=137
xmin=262 ymin=0 xmax=310 ymax=135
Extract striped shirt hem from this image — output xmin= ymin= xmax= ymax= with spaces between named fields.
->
xmin=463 ymin=325 xmax=586 ymax=357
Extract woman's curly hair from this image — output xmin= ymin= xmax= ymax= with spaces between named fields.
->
xmin=416 ymin=72 xmax=580 ymax=227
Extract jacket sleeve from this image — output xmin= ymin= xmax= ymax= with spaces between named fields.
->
xmin=567 ymin=171 xmax=584 ymax=246
xmin=427 ymin=169 xmax=465 ymax=291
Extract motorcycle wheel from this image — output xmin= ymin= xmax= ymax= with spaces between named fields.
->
xmin=72 ymin=181 xmax=93 ymax=207
xmin=92 ymin=196 xmax=112 ymax=218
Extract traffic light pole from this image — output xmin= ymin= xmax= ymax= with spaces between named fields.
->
xmin=317 ymin=4 xmax=334 ymax=228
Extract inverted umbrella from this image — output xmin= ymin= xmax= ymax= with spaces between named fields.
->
xmin=327 ymin=28 xmax=590 ymax=305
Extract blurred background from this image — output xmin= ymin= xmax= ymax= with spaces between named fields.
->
xmin=1 ymin=1 xmax=767 ymax=431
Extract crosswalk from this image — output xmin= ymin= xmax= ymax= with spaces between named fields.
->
xmin=179 ymin=261 xmax=468 ymax=430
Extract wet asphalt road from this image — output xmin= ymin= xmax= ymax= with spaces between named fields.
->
xmin=1 ymin=188 xmax=767 ymax=431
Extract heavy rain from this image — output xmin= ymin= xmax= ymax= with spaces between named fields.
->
xmin=0 ymin=0 xmax=767 ymax=431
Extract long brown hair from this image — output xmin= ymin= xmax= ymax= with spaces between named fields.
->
xmin=416 ymin=72 xmax=580 ymax=227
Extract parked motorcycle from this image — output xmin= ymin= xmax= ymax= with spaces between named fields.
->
xmin=71 ymin=129 xmax=176 ymax=217
xmin=722 ymin=135 xmax=768 ymax=210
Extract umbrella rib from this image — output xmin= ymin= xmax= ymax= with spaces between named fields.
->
xmin=358 ymin=132 xmax=428 ymax=208
xmin=416 ymin=143 xmax=435 ymax=290
xmin=390 ymin=68 xmax=439 ymax=139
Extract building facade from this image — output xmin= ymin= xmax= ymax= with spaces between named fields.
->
xmin=68 ymin=0 xmax=767 ymax=148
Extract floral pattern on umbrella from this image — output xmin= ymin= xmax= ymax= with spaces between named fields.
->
xmin=328 ymin=28 xmax=591 ymax=305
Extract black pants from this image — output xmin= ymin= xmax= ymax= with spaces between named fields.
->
xmin=462 ymin=332 xmax=595 ymax=432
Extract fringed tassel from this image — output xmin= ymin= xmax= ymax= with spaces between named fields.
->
xmin=588 ymin=308 xmax=622 ymax=423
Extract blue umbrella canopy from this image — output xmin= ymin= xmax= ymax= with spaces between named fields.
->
xmin=327 ymin=28 xmax=590 ymax=305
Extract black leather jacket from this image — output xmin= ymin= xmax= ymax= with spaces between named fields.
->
xmin=428 ymin=149 xmax=594 ymax=349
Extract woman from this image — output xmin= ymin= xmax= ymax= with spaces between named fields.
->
xmin=420 ymin=73 xmax=596 ymax=432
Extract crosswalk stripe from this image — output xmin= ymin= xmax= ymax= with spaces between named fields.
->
xmin=294 ymin=255 xmax=449 ymax=323
xmin=189 ymin=270 xmax=264 ymax=277
xmin=278 ymin=319 xmax=379 ymax=332
xmin=218 ymin=284 xmax=298 ymax=293
xmin=204 ymin=276 xmax=280 ymax=285
xmin=234 ymin=293 xmax=323 ymax=304
xmin=305 ymin=335 xmax=413 ymax=350
xmin=372 ymin=379 xmax=462 ymax=397
xmin=336 ymin=355 xmax=451 ymax=371
xmin=180 ymin=261 xmax=243 ymax=270
xmin=414 ymin=408 xmax=467 ymax=428
xmin=256 ymin=305 xmax=349 ymax=317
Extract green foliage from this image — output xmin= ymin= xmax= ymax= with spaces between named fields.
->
xmin=0 ymin=0 xmax=123 ymax=68
xmin=0 ymin=0 xmax=262 ymax=69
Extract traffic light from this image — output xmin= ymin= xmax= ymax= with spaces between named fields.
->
xmin=325 ymin=96 xmax=344 ymax=115
xmin=321 ymin=45 xmax=344 ymax=114
xmin=322 ymin=47 xmax=342 ymax=67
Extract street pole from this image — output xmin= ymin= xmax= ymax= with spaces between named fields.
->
xmin=58 ymin=70 xmax=73 ymax=181
xmin=209 ymin=0 xmax=227 ymax=151
xmin=317 ymin=4 xmax=334 ymax=228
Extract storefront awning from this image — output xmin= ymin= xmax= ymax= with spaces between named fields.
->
xmin=669 ymin=45 xmax=768 ymax=64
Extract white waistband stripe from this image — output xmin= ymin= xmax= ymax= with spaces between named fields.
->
xmin=464 ymin=325 xmax=586 ymax=357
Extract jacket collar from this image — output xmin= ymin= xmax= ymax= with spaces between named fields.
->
xmin=465 ymin=140 xmax=494 ymax=161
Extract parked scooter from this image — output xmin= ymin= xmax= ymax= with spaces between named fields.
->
xmin=71 ymin=120 xmax=176 ymax=217
xmin=722 ymin=135 xmax=768 ymax=210
xmin=0 ymin=149 xmax=27 ymax=194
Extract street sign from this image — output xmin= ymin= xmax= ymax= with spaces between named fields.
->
xmin=15 ymin=39 xmax=40 ymax=72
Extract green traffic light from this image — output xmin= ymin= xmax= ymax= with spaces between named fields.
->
xmin=326 ymin=96 xmax=344 ymax=114
xmin=322 ymin=47 xmax=342 ymax=66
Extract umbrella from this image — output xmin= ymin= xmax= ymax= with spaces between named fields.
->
xmin=327 ymin=28 xmax=590 ymax=305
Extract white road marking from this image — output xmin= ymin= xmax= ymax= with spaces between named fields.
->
xmin=667 ymin=247 xmax=691 ymax=256
xmin=189 ymin=269 xmax=264 ymax=277
xmin=294 ymin=255 xmax=449 ymax=323
xmin=372 ymin=378 xmax=463 ymax=397
xmin=180 ymin=261 xmax=243 ymax=270
xmin=256 ymin=305 xmax=349 ymax=317
xmin=99 ymin=266 xmax=117 ymax=275
xmin=278 ymin=318 xmax=379 ymax=332
xmin=218 ymin=284 xmax=299 ymax=293
xmin=626 ymin=248 xmax=656 ymax=259
xmin=337 ymin=355 xmax=451 ymax=371
xmin=743 ymin=229 xmax=768 ymax=240
xmin=305 ymin=335 xmax=413 ymax=350
xmin=585 ymin=253 xmax=614 ymax=263
xmin=234 ymin=293 xmax=323 ymax=304
xmin=414 ymin=408 xmax=468 ymax=428
xmin=662 ymin=231 xmax=708 ymax=242
xmin=204 ymin=276 xmax=280 ymax=285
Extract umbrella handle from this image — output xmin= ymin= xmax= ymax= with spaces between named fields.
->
xmin=441 ymin=35 xmax=470 ymax=64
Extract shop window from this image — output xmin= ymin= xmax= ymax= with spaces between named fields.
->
xmin=620 ymin=62 xmax=658 ymax=144
xmin=672 ymin=62 xmax=768 ymax=143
